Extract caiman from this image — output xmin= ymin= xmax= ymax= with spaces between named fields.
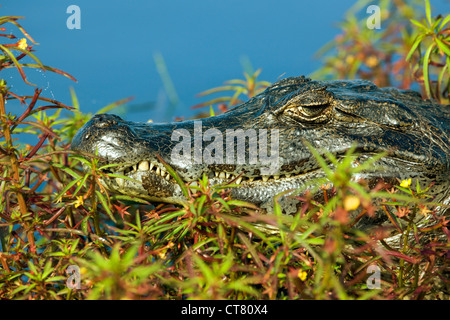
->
xmin=71 ymin=76 xmax=450 ymax=236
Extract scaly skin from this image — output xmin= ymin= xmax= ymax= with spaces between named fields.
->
xmin=71 ymin=76 xmax=450 ymax=232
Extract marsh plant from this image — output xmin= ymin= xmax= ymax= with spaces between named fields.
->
xmin=311 ymin=0 xmax=449 ymax=104
xmin=0 ymin=4 xmax=449 ymax=300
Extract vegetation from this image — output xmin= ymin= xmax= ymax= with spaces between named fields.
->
xmin=311 ymin=0 xmax=449 ymax=104
xmin=0 ymin=1 xmax=449 ymax=300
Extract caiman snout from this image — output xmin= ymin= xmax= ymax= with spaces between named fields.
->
xmin=72 ymin=113 xmax=151 ymax=164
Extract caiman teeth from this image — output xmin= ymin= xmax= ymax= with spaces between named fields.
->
xmin=116 ymin=178 xmax=125 ymax=187
xmin=138 ymin=160 xmax=149 ymax=171
xmin=125 ymin=161 xmax=303 ymax=185
xmin=208 ymin=170 xmax=300 ymax=184
xmin=116 ymin=171 xmax=125 ymax=187
xmin=127 ymin=160 xmax=173 ymax=181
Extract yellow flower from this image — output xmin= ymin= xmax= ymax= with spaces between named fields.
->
xmin=73 ymin=195 xmax=84 ymax=208
xmin=400 ymin=178 xmax=412 ymax=188
xmin=343 ymin=195 xmax=360 ymax=211
xmin=365 ymin=55 xmax=379 ymax=68
xmin=17 ymin=38 xmax=27 ymax=50
xmin=345 ymin=55 xmax=355 ymax=65
xmin=298 ymin=270 xmax=307 ymax=281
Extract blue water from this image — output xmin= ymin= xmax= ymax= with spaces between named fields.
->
xmin=2 ymin=0 xmax=449 ymax=124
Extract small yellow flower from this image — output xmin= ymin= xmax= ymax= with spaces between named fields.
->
xmin=365 ymin=55 xmax=379 ymax=68
xmin=343 ymin=195 xmax=360 ymax=211
xmin=73 ymin=195 xmax=84 ymax=208
xmin=298 ymin=270 xmax=307 ymax=281
xmin=345 ymin=55 xmax=355 ymax=65
xmin=158 ymin=242 xmax=174 ymax=259
xmin=17 ymin=38 xmax=27 ymax=50
xmin=400 ymin=178 xmax=412 ymax=188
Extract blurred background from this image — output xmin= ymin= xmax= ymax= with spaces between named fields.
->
xmin=2 ymin=0 xmax=449 ymax=123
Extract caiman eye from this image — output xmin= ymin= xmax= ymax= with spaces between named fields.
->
xmin=284 ymin=103 xmax=332 ymax=123
xmin=275 ymin=84 xmax=334 ymax=123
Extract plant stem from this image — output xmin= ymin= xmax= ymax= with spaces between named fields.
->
xmin=0 ymin=92 xmax=35 ymax=252
xmin=398 ymin=207 xmax=416 ymax=288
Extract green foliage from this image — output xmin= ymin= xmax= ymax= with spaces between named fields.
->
xmin=311 ymin=0 xmax=449 ymax=104
xmin=192 ymin=68 xmax=271 ymax=113
xmin=406 ymin=0 xmax=450 ymax=103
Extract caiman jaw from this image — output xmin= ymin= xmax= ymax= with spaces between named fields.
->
xmin=101 ymin=158 xmax=311 ymax=193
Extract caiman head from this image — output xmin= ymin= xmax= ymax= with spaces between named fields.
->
xmin=71 ymin=76 xmax=450 ymax=221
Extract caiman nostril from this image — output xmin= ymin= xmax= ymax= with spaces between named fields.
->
xmin=92 ymin=114 xmax=121 ymax=128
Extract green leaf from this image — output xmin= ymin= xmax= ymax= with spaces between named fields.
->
xmin=422 ymin=43 xmax=435 ymax=99
xmin=410 ymin=19 xmax=427 ymax=30
xmin=69 ymin=87 xmax=80 ymax=110
xmin=109 ymin=194 xmax=151 ymax=205
xmin=52 ymin=162 xmax=82 ymax=179
xmin=395 ymin=185 xmax=413 ymax=195
xmin=406 ymin=34 xmax=425 ymax=61
xmin=440 ymin=14 xmax=450 ymax=27
xmin=53 ymin=177 xmax=82 ymax=202
xmin=156 ymin=153 xmax=189 ymax=198
xmin=72 ymin=173 xmax=89 ymax=198
xmin=304 ymin=141 xmax=333 ymax=177
xmin=226 ymin=199 xmax=259 ymax=209
xmin=435 ymin=38 xmax=450 ymax=57
xmin=106 ymin=173 xmax=140 ymax=184
xmin=11 ymin=46 xmax=44 ymax=69
xmin=95 ymin=190 xmax=116 ymax=223
xmin=425 ymin=0 xmax=432 ymax=26
xmin=12 ymin=63 xmax=77 ymax=82
xmin=96 ymin=97 xmax=134 ymax=114
xmin=193 ymin=254 xmax=215 ymax=283
xmin=42 ymin=261 xmax=54 ymax=279
xmin=69 ymin=155 xmax=93 ymax=167
xmin=237 ymin=233 xmax=264 ymax=269
xmin=0 ymin=44 xmax=33 ymax=85
xmin=46 ymin=276 xmax=66 ymax=283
